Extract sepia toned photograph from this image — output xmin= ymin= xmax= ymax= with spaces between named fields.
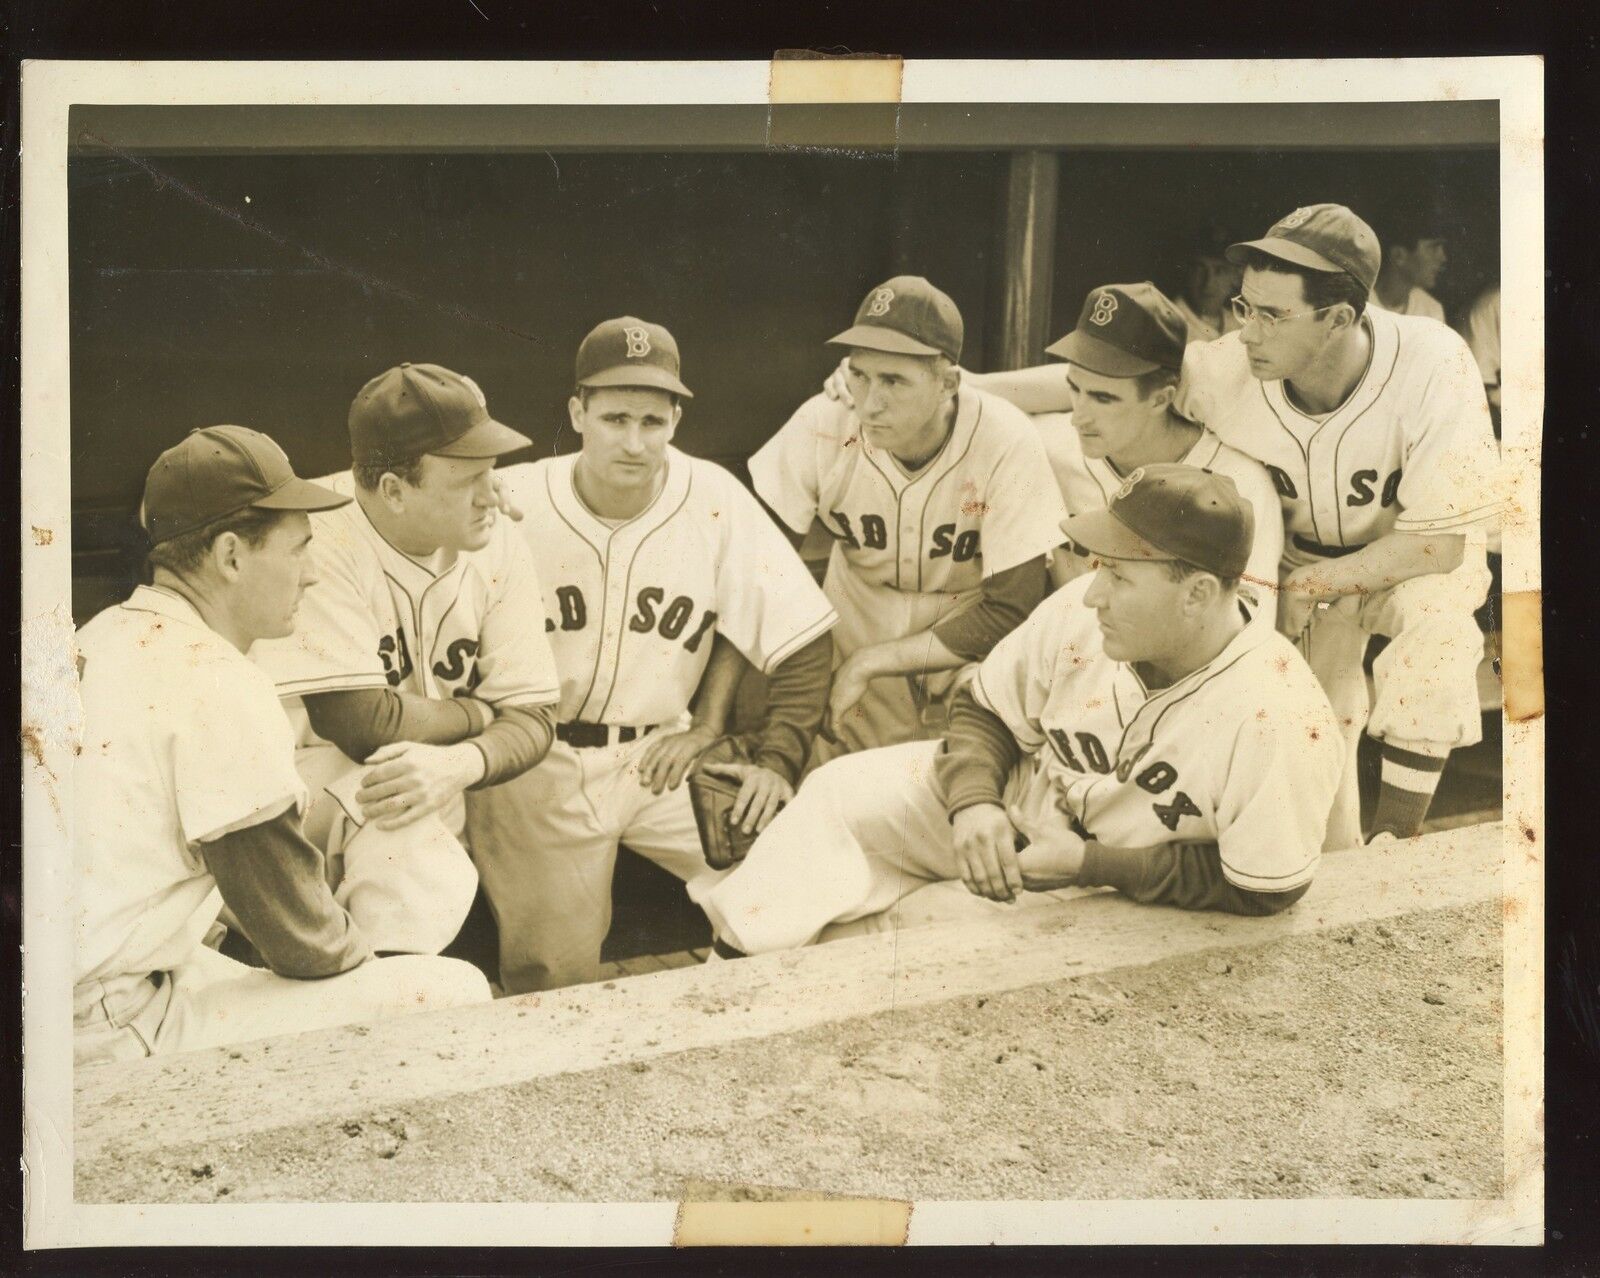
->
xmin=21 ymin=59 xmax=1542 ymax=1248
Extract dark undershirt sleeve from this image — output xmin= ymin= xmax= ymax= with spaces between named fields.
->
xmin=933 ymin=556 xmax=1050 ymax=662
xmin=200 ymin=807 xmax=373 ymax=978
xmin=745 ymin=632 xmax=833 ymax=786
xmin=934 ymin=683 xmax=1023 ymax=818
xmin=467 ymin=702 xmax=557 ymax=788
xmin=303 ymin=687 xmax=489 ymax=762
xmin=1078 ymin=840 xmax=1312 ymax=917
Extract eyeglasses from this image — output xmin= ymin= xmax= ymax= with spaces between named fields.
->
xmin=1229 ymin=295 xmax=1343 ymax=335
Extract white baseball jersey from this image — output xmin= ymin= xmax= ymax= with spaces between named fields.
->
xmin=250 ymin=471 xmax=561 ymax=748
xmin=972 ymin=574 xmax=1342 ymax=893
xmin=1031 ymin=413 xmax=1284 ymax=596
xmin=1369 ymin=285 xmax=1446 ymax=324
xmin=495 ymin=448 xmax=837 ymax=726
xmin=1178 ymin=307 xmax=1501 ymax=562
xmin=75 ymin=586 xmax=307 ymax=984
xmin=750 ymin=385 xmax=1069 ymax=600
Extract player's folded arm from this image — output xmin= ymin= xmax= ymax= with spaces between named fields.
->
xmin=465 ymin=701 xmax=558 ymax=788
xmin=743 ymin=630 xmax=834 ymax=786
xmin=934 ymin=682 xmax=1022 ymax=817
xmin=932 ymin=555 xmax=1050 ymax=662
xmin=1076 ymin=839 xmax=1310 ymax=917
xmin=198 ymin=802 xmax=374 ymax=978
xmin=303 ymin=686 xmax=489 ymax=762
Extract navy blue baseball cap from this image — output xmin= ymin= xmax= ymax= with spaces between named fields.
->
xmin=829 ymin=276 xmax=964 ymax=363
xmin=1227 ymin=204 xmax=1382 ymax=294
xmin=1046 ymin=283 xmax=1189 ymax=377
xmin=143 ymin=425 xmax=349 ymax=546
xmin=576 ymin=317 xmax=693 ymax=399
xmin=1062 ymin=463 xmax=1254 ymax=579
xmin=349 ymin=363 xmax=531 ymax=466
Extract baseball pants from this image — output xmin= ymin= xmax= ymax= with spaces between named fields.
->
xmin=465 ymin=731 xmax=727 ymax=994
xmin=297 ymin=742 xmax=480 ymax=957
xmin=809 ymin=547 xmax=980 ymax=769
xmin=1297 ymin=537 xmax=1493 ymax=851
xmin=693 ymin=739 xmax=1060 ymax=954
xmin=73 ymin=942 xmax=491 ymax=1067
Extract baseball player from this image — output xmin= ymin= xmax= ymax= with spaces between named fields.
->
xmin=751 ymin=275 xmax=1068 ymax=763
xmin=1027 ymin=281 xmax=1282 ymax=599
xmin=74 ymin=426 xmax=491 ymax=1066
xmin=463 ymin=317 xmax=838 ymax=993
xmin=967 ymin=206 xmax=1501 ymax=849
xmin=696 ymin=465 xmax=1343 ymax=955
xmin=251 ymin=364 xmax=562 ymax=960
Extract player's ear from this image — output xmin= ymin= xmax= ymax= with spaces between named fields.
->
xmin=1184 ymin=571 xmax=1221 ymax=613
xmin=938 ymin=359 xmax=961 ymax=398
xmin=210 ymin=530 xmax=245 ymax=581
xmin=376 ymin=471 xmax=409 ymax=512
xmin=567 ymin=395 xmax=587 ymax=436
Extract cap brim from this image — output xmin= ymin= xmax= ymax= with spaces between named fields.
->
xmin=1060 ymin=507 xmax=1171 ymax=563
xmin=431 ymin=416 xmax=535 ymax=458
xmin=577 ymin=365 xmax=694 ymax=398
xmin=253 ymin=476 xmax=352 ymax=513
xmin=1044 ymin=330 xmax=1163 ymax=377
xmin=1226 ymin=235 xmax=1346 ymax=276
xmin=827 ymin=324 xmax=948 ymax=359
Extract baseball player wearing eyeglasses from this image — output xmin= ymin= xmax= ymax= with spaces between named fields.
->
xmin=750 ymin=276 xmax=1068 ymax=764
xmin=74 ymin=427 xmax=490 ymax=1066
xmin=464 ymin=318 xmax=837 ymax=993
xmin=695 ymin=465 xmax=1343 ymax=956
xmin=250 ymin=364 xmax=562 ymax=958
xmin=966 ymin=205 xmax=1500 ymax=849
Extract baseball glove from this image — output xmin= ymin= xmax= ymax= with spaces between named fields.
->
xmin=689 ymin=736 xmax=776 ymax=870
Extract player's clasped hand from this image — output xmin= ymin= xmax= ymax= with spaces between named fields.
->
xmin=489 ymin=472 xmax=525 ymax=522
xmin=634 ymin=724 xmax=719 ymax=795
xmin=357 ymin=740 xmax=486 ymax=830
xmin=698 ymin=761 xmax=794 ymax=835
xmin=1014 ymin=826 xmax=1087 ymax=892
xmin=950 ymin=802 xmax=1024 ymax=903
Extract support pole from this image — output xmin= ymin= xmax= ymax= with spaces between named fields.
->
xmin=993 ymin=150 xmax=1059 ymax=370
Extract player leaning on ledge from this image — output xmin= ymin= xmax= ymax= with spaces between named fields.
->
xmin=697 ymin=466 xmax=1344 ymax=956
xmin=74 ymin=428 xmax=490 ymax=1066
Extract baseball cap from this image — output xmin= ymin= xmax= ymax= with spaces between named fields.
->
xmin=1061 ymin=463 xmax=1253 ymax=580
xmin=142 ymin=425 xmax=349 ymax=546
xmin=348 ymin=363 xmax=532 ymax=467
xmin=574 ymin=317 xmax=693 ymax=398
xmin=1226 ymin=204 xmax=1382 ymax=294
xmin=828 ymin=275 xmax=963 ymax=362
xmin=1044 ymin=282 xmax=1189 ymax=377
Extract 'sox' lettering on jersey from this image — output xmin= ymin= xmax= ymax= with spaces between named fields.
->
xmin=1346 ymin=467 xmax=1403 ymax=509
xmin=432 ymin=637 xmax=481 ymax=686
xmin=929 ymin=524 xmax=980 ymax=562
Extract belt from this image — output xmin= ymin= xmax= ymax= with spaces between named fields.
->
xmin=1292 ymin=534 xmax=1365 ymax=559
xmin=555 ymin=721 xmax=660 ymax=749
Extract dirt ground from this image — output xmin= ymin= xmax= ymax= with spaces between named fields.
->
xmin=77 ymin=900 xmax=1503 ymax=1205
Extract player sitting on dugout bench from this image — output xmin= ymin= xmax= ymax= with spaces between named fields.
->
xmin=74 ymin=427 xmax=491 ymax=1066
xmin=693 ymin=465 xmax=1344 ymax=956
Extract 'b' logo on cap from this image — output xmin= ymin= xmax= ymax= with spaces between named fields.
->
xmin=867 ymin=287 xmax=895 ymax=318
xmin=1278 ymin=206 xmax=1314 ymax=230
xmin=1089 ymin=292 xmax=1119 ymax=327
xmin=1114 ymin=466 xmax=1146 ymax=502
xmin=624 ymin=326 xmax=652 ymax=359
